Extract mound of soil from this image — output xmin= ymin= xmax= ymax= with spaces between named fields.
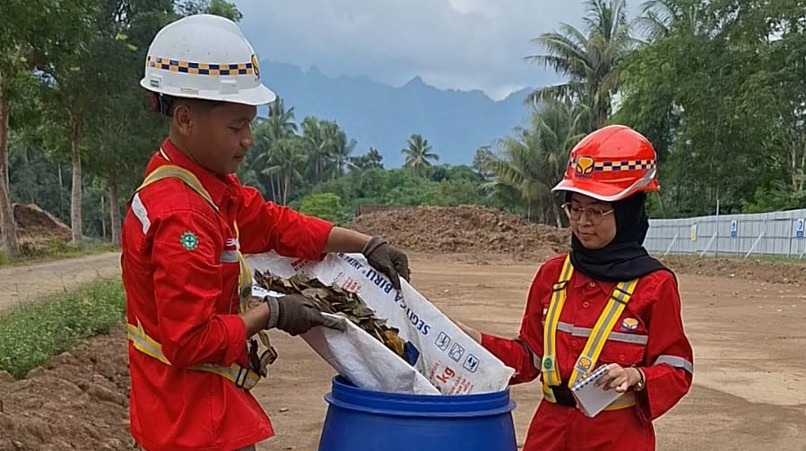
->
xmin=0 ymin=204 xmax=72 ymax=246
xmin=0 ymin=325 xmax=134 ymax=451
xmin=347 ymin=205 xmax=806 ymax=285
xmin=660 ymin=256 xmax=806 ymax=287
xmin=346 ymin=205 xmax=571 ymax=261
xmin=12 ymin=204 xmax=71 ymax=242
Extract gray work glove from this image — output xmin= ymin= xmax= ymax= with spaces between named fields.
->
xmin=362 ymin=235 xmax=410 ymax=290
xmin=265 ymin=294 xmax=346 ymax=336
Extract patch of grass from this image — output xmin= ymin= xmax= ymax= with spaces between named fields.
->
xmin=0 ymin=239 xmax=117 ymax=268
xmin=0 ymin=278 xmax=125 ymax=378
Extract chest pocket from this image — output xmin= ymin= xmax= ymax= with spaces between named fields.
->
xmin=598 ymin=309 xmax=647 ymax=367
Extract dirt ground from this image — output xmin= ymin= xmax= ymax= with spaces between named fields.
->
xmin=1 ymin=252 xmax=805 ymax=451
xmin=0 ymin=253 xmax=122 ymax=312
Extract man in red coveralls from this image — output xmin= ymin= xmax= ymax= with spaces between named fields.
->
xmin=121 ymin=14 xmax=410 ymax=451
xmin=458 ymin=125 xmax=694 ymax=451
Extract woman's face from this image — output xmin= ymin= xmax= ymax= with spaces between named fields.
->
xmin=567 ymin=193 xmax=617 ymax=250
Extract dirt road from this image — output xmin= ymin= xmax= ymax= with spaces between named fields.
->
xmin=1 ymin=253 xmax=805 ymax=451
xmin=0 ymin=252 xmax=121 ymax=312
xmin=252 ymin=256 xmax=806 ymax=451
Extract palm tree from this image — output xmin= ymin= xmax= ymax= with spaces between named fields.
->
xmin=265 ymin=97 xmax=297 ymax=139
xmin=633 ymin=0 xmax=705 ymax=41
xmin=525 ymin=0 xmax=634 ymax=130
xmin=263 ymin=138 xmax=305 ymax=205
xmin=401 ymin=134 xmax=439 ymax=177
xmin=488 ymin=100 xmax=585 ymax=225
xmin=301 ymin=117 xmax=332 ymax=183
xmin=325 ymin=123 xmax=356 ymax=176
xmin=238 ymin=98 xmax=299 ymax=201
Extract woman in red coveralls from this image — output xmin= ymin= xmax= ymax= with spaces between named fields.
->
xmin=460 ymin=125 xmax=693 ymax=451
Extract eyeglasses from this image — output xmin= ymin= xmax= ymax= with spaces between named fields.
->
xmin=562 ymin=202 xmax=614 ymax=225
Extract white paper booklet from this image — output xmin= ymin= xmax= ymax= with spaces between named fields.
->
xmin=570 ymin=365 xmax=629 ymax=418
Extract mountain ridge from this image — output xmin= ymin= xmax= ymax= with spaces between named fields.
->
xmin=258 ymin=60 xmax=533 ymax=167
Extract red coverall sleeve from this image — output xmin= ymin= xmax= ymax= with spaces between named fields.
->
xmin=236 ymin=186 xmax=334 ymax=258
xmin=638 ymin=272 xmax=694 ymax=420
xmin=480 ymin=266 xmax=551 ymax=384
xmin=151 ymin=209 xmax=247 ymax=368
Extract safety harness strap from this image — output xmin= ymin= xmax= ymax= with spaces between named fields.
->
xmin=541 ymin=256 xmax=640 ymax=410
xmin=568 ymin=278 xmax=639 ymax=386
xmin=541 ymin=255 xmax=574 ymax=386
xmin=127 ymin=160 xmax=277 ymax=390
xmin=128 ymin=321 xmax=261 ymax=390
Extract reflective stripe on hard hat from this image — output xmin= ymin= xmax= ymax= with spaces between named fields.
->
xmin=140 ymin=14 xmax=275 ymax=106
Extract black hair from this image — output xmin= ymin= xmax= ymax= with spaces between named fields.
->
xmin=151 ymin=93 xmax=220 ymax=117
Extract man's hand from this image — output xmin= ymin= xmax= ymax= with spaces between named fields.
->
xmin=595 ymin=364 xmax=642 ymax=393
xmin=266 ymin=294 xmax=346 ymax=336
xmin=362 ymin=236 xmax=410 ymax=290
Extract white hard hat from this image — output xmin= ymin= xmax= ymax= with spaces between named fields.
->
xmin=140 ymin=14 xmax=276 ymax=106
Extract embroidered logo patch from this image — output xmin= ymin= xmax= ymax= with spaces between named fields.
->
xmin=576 ymin=356 xmax=593 ymax=373
xmin=542 ymin=356 xmax=554 ymax=371
xmin=180 ymin=231 xmax=198 ymax=250
xmin=621 ymin=318 xmax=639 ymax=332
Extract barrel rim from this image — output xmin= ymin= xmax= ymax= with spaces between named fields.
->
xmin=325 ymin=376 xmax=516 ymax=417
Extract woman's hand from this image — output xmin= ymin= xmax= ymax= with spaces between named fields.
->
xmin=595 ymin=364 xmax=642 ymax=393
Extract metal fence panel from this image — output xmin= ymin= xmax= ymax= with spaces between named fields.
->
xmin=645 ymin=209 xmax=806 ymax=259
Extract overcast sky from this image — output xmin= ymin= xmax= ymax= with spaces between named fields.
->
xmin=231 ymin=0 xmax=633 ymax=100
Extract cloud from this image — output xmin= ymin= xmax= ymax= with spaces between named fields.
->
xmin=231 ymin=0 xmax=592 ymax=99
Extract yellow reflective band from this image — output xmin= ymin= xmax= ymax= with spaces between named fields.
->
xmin=136 ymin=164 xmax=251 ymax=306
xmin=568 ymin=278 xmax=639 ymax=386
xmin=139 ymin=165 xmax=218 ymax=212
xmin=542 ymin=255 xmax=574 ymax=386
xmin=127 ymin=321 xmax=170 ymax=365
xmin=127 ymin=319 xmax=261 ymax=390
xmin=132 ymin=164 xmax=276 ymax=386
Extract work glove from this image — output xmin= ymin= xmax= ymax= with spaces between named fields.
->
xmin=265 ymin=294 xmax=347 ymax=336
xmin=362 ymin=235 xmax=410 ymax=291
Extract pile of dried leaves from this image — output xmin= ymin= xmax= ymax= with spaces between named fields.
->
xmin=253 ymin=271 xmax=407 ymax=361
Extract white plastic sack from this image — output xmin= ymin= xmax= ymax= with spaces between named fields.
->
xmin=244 ymin=251 xmax=515 ymax=395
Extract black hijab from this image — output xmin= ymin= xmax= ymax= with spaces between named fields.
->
xmin=568 ymin=192 xmax=668 ymax=282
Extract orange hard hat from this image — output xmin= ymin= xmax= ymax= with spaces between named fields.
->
xmin=551 ymin=124 xmax=659 ymax=202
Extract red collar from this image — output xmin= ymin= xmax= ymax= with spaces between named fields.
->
xmin=571 ymin=269 xmax=615 ymax=295
xmin=153 ymin=138 xmax=239 ymax=208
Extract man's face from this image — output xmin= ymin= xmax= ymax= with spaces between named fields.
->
xmin=174 ymin=101 xmax=257 ymax=175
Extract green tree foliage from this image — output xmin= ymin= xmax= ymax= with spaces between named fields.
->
xmin=401 ymin=134 xmax=439 ymax=177
xmin=526 ymin=0 xmax=634 ymax=130
xmin=615 ymin=0 xmax=806 ymax=216
xmin=299 ymin=193 xmax=343 ymax=223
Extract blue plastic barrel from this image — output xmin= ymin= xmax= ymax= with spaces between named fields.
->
xmin=318 ymin=376 xmax=517 ymax=451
